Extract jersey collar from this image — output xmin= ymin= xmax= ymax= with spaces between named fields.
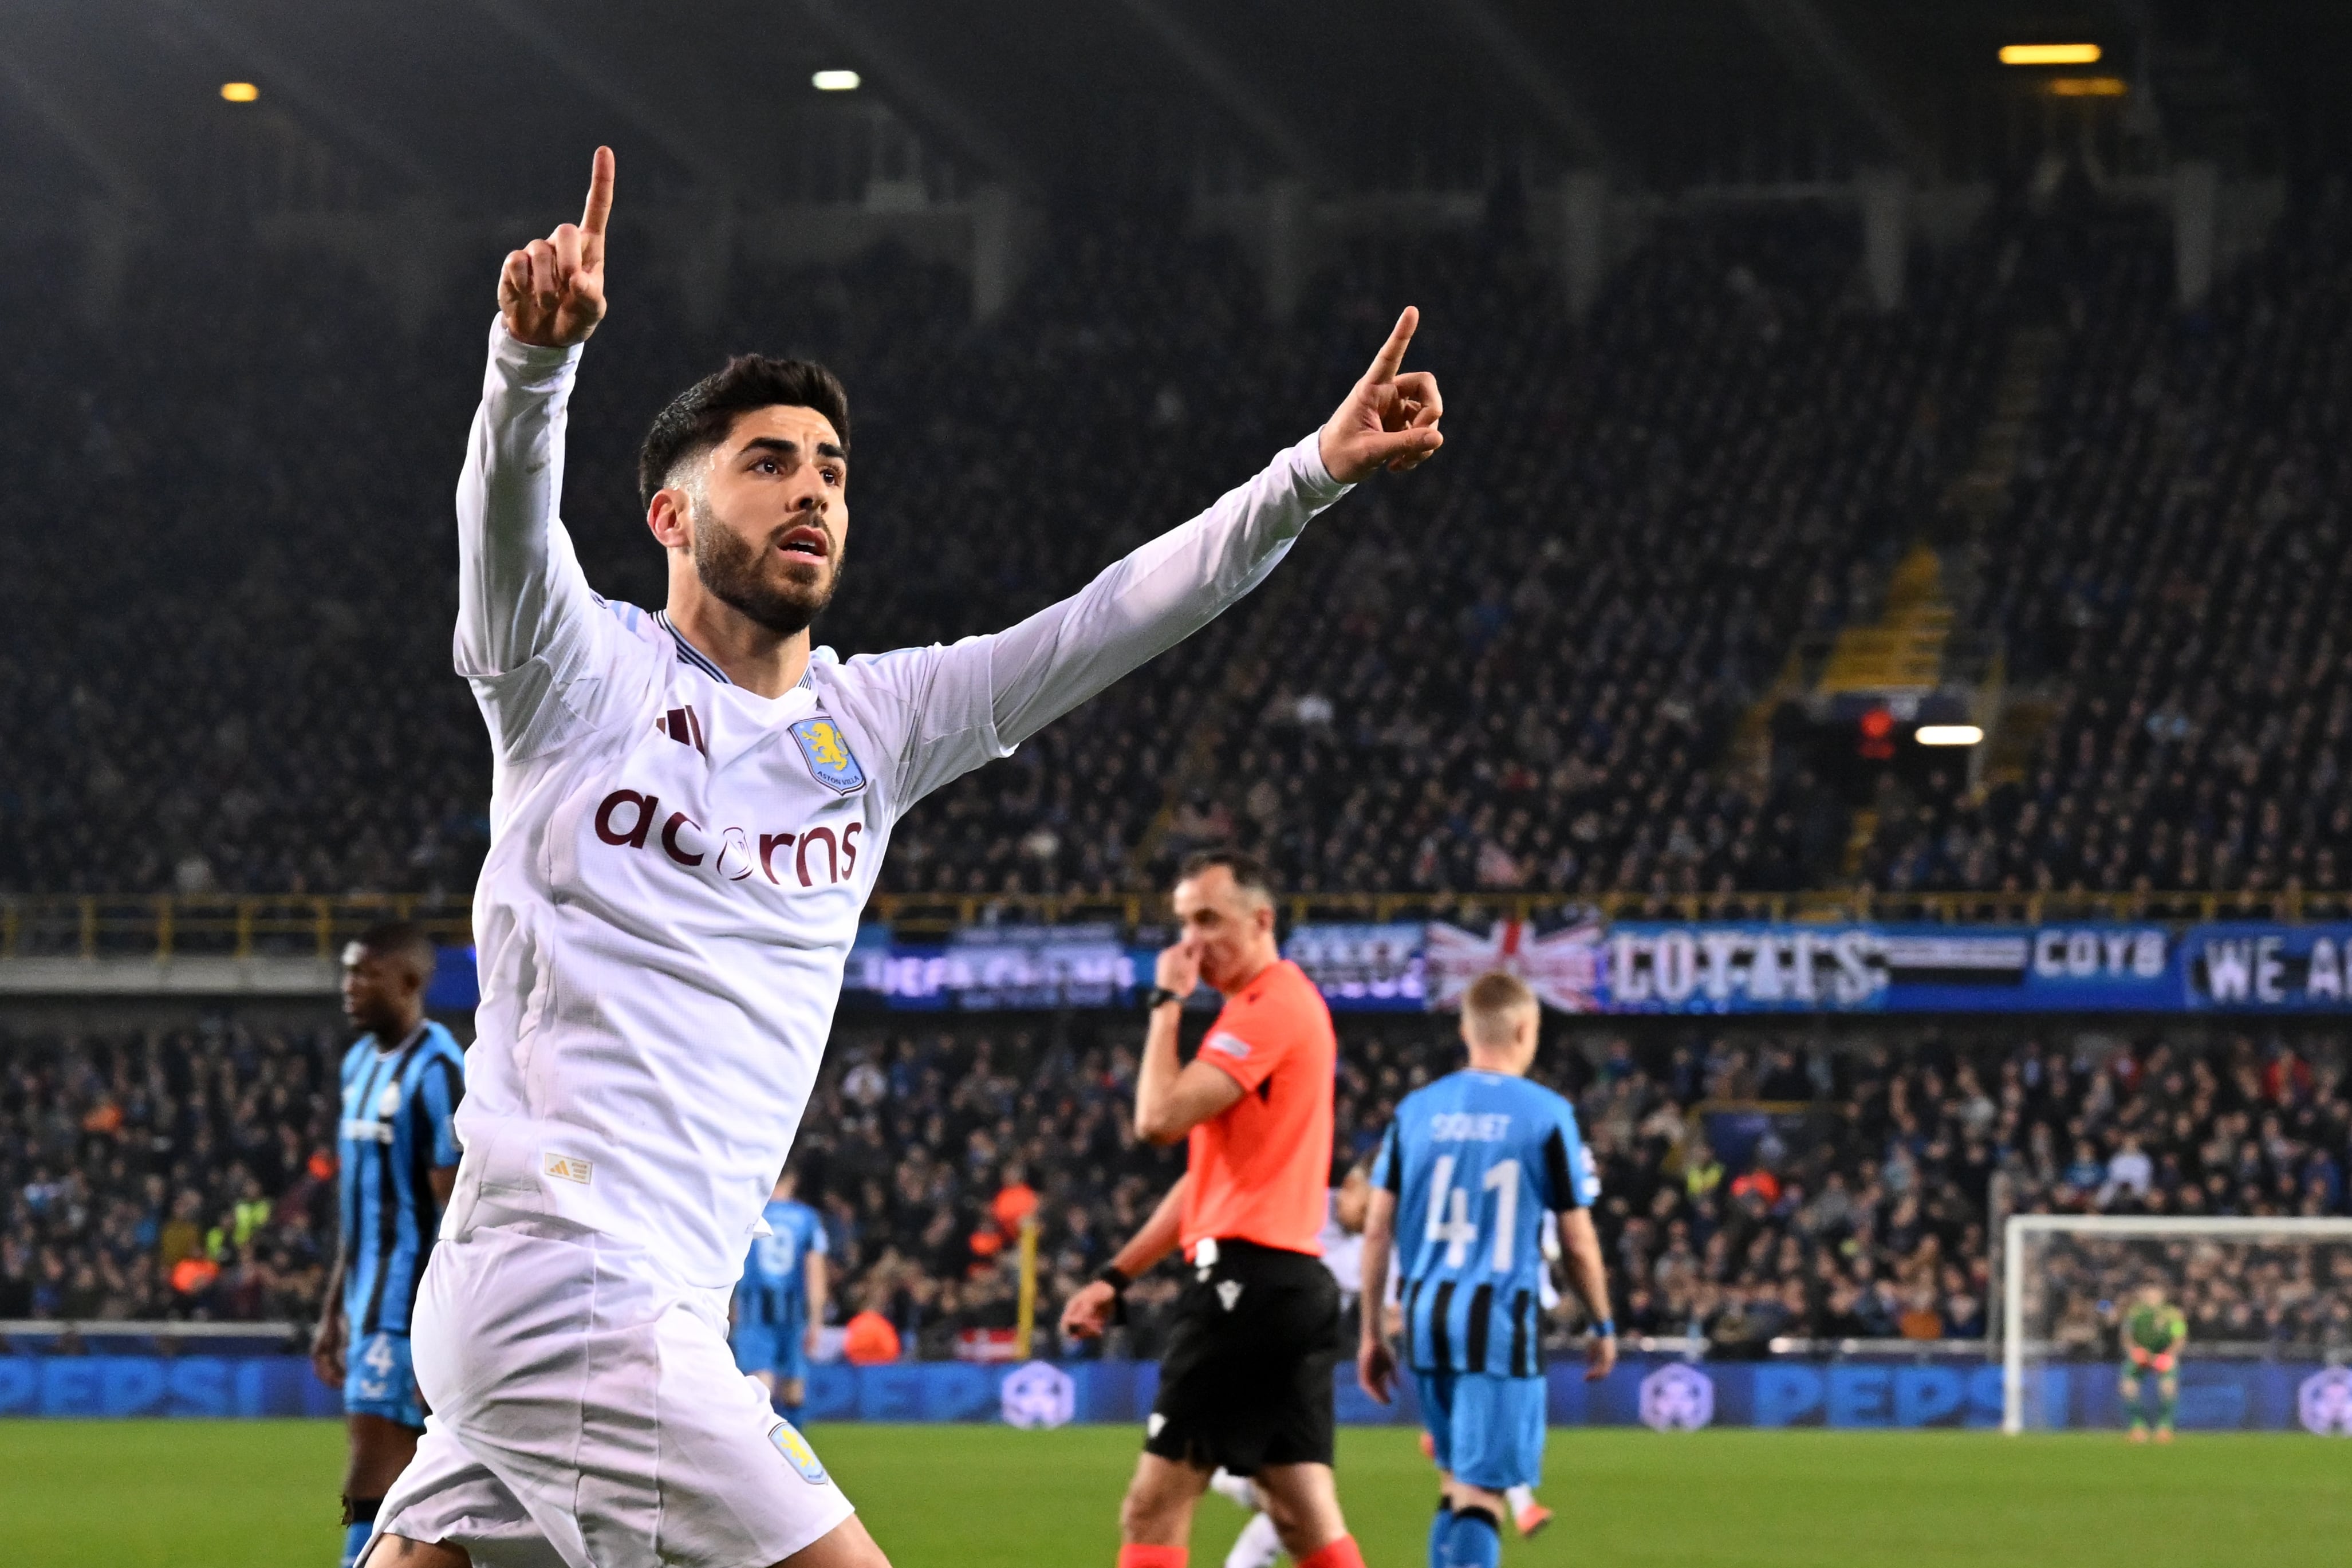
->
xmin=371 ymin=1022 xmax=428 ymax=1060
xmin=653 ymin=611 xmax=818 ymax=694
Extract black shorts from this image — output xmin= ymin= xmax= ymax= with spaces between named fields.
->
xmin=1144 ymin=1239 xmax=1341 ymax=1475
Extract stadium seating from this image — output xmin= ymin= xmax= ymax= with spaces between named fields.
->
xmin=5 ymin=192 xmax=2352 ymax=911
xmin=1855 ymin=190 xmax=2352 ymax=903
xmin=0 ymin=201 xmax=2007 ymax=904
xmin=5 ymin=1018 xmax=2342 ymax=1360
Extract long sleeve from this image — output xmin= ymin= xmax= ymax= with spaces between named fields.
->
xmin=856 ymin=430 xmax=1351 ymax=806
xmin=452 ymin=318 xmax=610 ymax=758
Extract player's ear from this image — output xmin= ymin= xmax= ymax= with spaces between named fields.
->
xmin=647 ymin=487 xmax=693 ymax=550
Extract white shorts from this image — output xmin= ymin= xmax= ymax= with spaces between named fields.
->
xmin=371 ymin=1219 xmax=854 ymax=1568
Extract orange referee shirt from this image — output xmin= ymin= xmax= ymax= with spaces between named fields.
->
xmin=1179 ymin=958 xmax=1336 ymax=1259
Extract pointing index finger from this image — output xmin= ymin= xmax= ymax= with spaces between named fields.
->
xmin=1363 ymin=305 xmax=1419 ymax=384
xmin=581 ymin=145 xmax=616 ymax=238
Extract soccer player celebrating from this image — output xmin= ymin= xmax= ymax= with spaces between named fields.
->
xmin=734 ymin=1169 xmax=829 ymax=1420
xmin=1357 ymin=972 xmax=1616 ymax=1568
xmin=1062 ymin=852 xmax=1369 ymax=1568
xmin=365 ymin=149 xmax=1441 ymax=1568
xmin=2118 ymin=1278 xmax=2188 ymax=1443
xmin=310 ymin=923 xmax=465 ymax=1568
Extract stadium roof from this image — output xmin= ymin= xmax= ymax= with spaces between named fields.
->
xmin=3 ymin=0 xmax=2349 ymax=215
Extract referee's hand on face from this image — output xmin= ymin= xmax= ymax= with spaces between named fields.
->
xmin=1061 ymin=1281 xmax=1118 ymax=1340
xmin=1154 ymin=940 xmax=1200 ymax=999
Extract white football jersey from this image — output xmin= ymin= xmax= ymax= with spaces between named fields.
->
xmin=443 ymin=321 xmax=1351 ymax=1287
xmin=1317 ymin=1190 xmax=1364 ymax=1297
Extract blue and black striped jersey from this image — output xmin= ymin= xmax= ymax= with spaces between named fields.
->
xmin=1372 ymin=1069 xmax=1598 ymax=1378
xmin=736 ymin=1198 xmax=828 ymax=1324
xmin=337 ymin=1022 xmax=465 ymax=1337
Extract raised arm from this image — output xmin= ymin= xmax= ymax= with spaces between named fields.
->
xmin=880 ymin=310 xmax=1444 ymax=804
xmin=454 ymin=149 xmax=617 ymax=740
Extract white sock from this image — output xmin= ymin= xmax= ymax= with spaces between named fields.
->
xmin=1208 ymin=1469 xmax=1263 ymax=1511
xmin=1224 ymin=1509 xmax=1285 ymax=1568
xmin=1507 ymin=1486 xmax=1537 ymax=1516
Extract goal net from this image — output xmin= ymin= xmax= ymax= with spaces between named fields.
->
xmin=2000 ymin=1216 xmax=2352 ymax=1434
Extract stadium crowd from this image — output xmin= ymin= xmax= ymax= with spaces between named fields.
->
xmin=1171 ymin=210 xmax=2002 ymax=900
xmin=9 ymin=185 xmax=2350 ymax=909
xmin=1857 ymin=190 xmax=2352 ymax=901
xmin=4 ymin=1015 xmax=2345 ymax=1362
xmin=2 ymin=197 xmax=2004 ymax=909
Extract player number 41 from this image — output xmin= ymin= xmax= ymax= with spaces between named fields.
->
xmin=1424 ymin=1155 xmax=1520 ymax=1271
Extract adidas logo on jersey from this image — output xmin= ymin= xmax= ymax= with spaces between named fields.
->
xmin=543 ymin=1152 xmax=594 ymax=1185
xmin=654 ymin=705 xmax=707 ymax=755
xmin=594 ymin=789 xmax=863 ymax=889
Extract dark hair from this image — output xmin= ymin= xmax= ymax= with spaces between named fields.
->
xmin=1177 ymin=848 xmax=1275 ymax=900
xmin=354 ymin=920 xmax=437 ymax=979
xmin=636 ymin=354 xmax=852 ymax=509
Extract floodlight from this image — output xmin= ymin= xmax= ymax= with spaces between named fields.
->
xmin=1999 ymin=44 xmax=2101 ymax=66
xmin=813 ymin=70 xmax=861 ymax=92
xmin=219 ymin=81 xmax=259 ymax=103
xmin=1915 ymin=726 xmax=1984 ymax=747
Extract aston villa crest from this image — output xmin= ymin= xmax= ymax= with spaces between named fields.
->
xmin=789 ymin=716 xmax=866 ymax=794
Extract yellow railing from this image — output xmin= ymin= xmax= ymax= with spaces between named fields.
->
xmin=1 ymin=886 xmax=2344 ymax=960
xmin=0 ymin=895 xmax=476 ymax=962
xmin=858 ymin=886 xmax=2351 ymax=936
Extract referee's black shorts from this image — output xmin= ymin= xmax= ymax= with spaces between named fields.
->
xmin=1144 ymin=1238 xmax=1341 ymax=1476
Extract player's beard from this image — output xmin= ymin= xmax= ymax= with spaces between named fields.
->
xmin=690 ymin=497 xmax=842 ymax=637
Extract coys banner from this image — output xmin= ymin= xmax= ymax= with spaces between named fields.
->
xmin=1412 ymin=920 xmax=2352 ymax=1016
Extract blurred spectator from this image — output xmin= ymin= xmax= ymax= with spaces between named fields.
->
xmin=841 ymin=1310 xmax=902 ymax=1366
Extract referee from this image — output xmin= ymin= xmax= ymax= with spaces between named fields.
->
xmin=1062 ymin=850 xmax=1365 ymax=1568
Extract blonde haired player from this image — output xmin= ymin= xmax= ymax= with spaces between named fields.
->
xmin=1360 ymin=972 xmax=1614 ymax=1568
xmin=363 ymin=149 xmax=1443 ymax=1568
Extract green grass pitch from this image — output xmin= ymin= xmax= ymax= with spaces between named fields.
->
xmin=2 ymin=1420 xmax=2344 ymax=1567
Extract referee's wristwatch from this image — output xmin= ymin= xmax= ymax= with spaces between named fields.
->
xmin=1142 ymin=986 xmax=1185 ymax=1012
xmin=1096 ymin=1264 xmax=1133 ymax=1326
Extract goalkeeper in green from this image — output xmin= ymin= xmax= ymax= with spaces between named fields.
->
xmin=2118 ymin=1281 xmax=2187 ymax=1443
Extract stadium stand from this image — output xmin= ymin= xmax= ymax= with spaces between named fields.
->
xmin=2 ymin=199 xmax=2010 ymax=906
xmin=1162 ymin=209 xmax=2003 ymax=899
xmin=10 ymin=187 xmax=2348 ymax=911
xmin=1856 ymin=187 xmax=2352 ymax=902
xmin=0 ymin=216 xmax=1309 ymax=903
xmin=5 ymin=152 xmax=2349 ymax=1372
xmin=6 ymin=1018 xmax=2343 ymax=1360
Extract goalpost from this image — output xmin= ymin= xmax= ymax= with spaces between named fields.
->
xmin=2000 ymin=1214 xmax=2352 ymax=1435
